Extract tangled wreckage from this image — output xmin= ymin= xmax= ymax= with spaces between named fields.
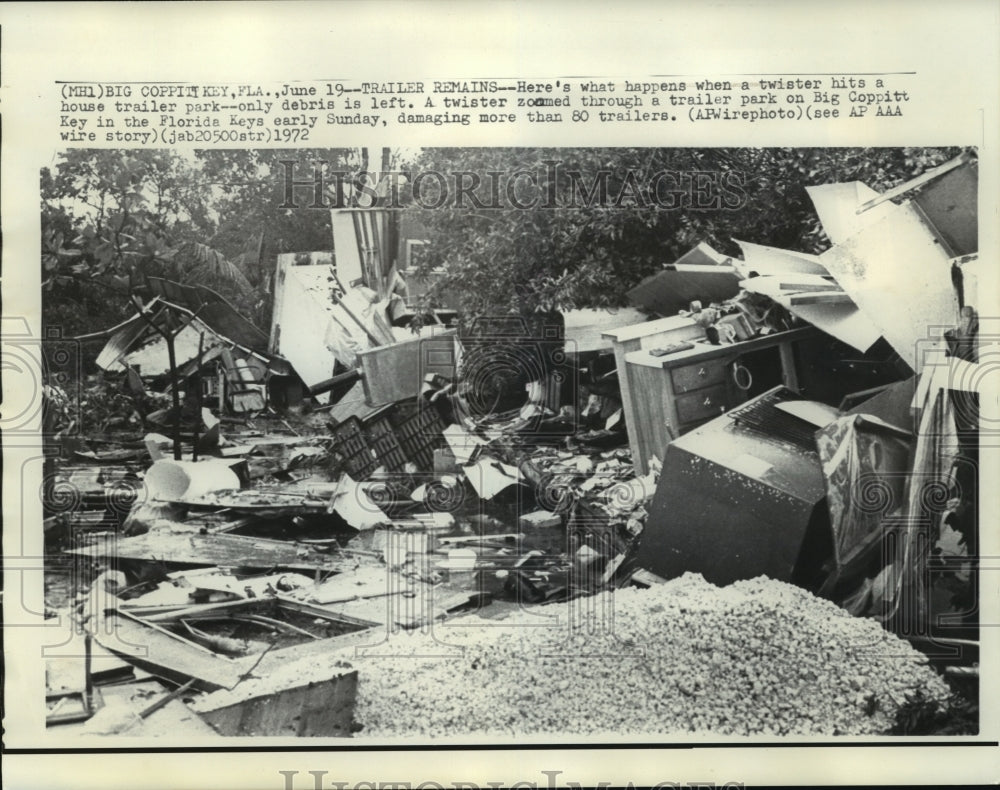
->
xmin=42 ymin=153 xmax=982 ymax=737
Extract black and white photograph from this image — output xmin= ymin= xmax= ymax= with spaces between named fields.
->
xmin=2 ymin=3 xmax=998 ymax=788
xmin=36 ymin=145 xmax=981 ymax=740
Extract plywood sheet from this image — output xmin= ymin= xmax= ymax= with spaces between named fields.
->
xmin=357 ymin=331 xmax=456 ymax=405
xmin=69 ymin=531 xmax=348 ymax=573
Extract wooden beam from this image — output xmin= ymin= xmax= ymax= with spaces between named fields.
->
xmin=788 ymin=292 xmax=852 ymax=306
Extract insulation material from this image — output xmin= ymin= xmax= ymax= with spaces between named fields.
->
xmin=733 ymin=240 xmax=829 ymax=278
xmin=804 ymin=182 xmax=896 ymax=245
xmin=815 ymin=414 xmax=912 ymax=568
xmin=818 ymin=201 xmax=959 ymax=369
xmin=350 ymin=575 xmax=950 ymax=737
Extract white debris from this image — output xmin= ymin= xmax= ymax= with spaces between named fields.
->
xmin=350 ymin=573 xmax=950 ymax=738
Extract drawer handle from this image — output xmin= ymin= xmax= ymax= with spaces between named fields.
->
xmin=703 ymin=396 xmax=713 ymax=407
xmin=698 ymin=367 xmax=708 ymax=377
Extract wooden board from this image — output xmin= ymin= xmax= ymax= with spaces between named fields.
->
xmin=357 ymin=331 xmax=456 ymax=405
xmin=193 ymin=669 xmax=358 ymax=737
xmin=788 ymin=292 xmax=852 ymax=306
xmin=95 ymin=611 xmax=245 ymax=691
xmin=68 ymin=531 xmax=348 ymax=573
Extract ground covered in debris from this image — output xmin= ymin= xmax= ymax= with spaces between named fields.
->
xmin=350 ymin=574 xmax=950 ymax=738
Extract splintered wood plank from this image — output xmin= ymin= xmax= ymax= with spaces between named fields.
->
xmin=95 ymin=611 xmax=244 ymax=691
xmin=68 ymin=530 xmax=347 ymax=573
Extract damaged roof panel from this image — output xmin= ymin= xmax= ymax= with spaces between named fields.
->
xmin=119 ymin=321 xmax=225 ymax=377
xmin=140 ymin=277 xmax=269 ymax=355
xmin=818 ymin=201 xmax=959 ymax=370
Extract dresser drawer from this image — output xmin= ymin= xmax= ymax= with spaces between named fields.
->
xmin=670 ymin=360 xmax=727 ymax=393
xmin=675 ymin=384 xmax=729 ymax=424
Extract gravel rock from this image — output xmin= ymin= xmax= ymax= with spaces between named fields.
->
xmin=348 ymin=573 xmax=950 ymax=738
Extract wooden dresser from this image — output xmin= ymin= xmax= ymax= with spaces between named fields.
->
xmin=620 ymin=326 xmax=815 ymax=473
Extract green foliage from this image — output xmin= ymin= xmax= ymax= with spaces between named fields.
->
xmin=41 ymin=148 xmax=352 ymax=338
xmin=889 ymin=688 xmax=978 ymax=735
xmin=404 ymin=147 xmax=964 ymax=319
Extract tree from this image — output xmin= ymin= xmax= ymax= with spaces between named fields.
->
xmin=193 ymin=148 xmax=353 ymax=326
xmin=41 ymin=149 xmax=216 ymax=337
xmin=403 ymin=146 xmax=964 ymax=320
xmin=41 ymin=148 xmax=355 ymax=339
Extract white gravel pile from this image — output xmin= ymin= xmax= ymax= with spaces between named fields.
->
xmin=351 ymin=573 xmax=950 ymax=737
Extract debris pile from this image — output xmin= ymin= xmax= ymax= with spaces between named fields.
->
xmin=352 ymin=574 xmax=950 ymax=737
xmin=40 ymin=152 xmax=980 ymax=738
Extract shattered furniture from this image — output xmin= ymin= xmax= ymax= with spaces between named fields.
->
xmin=357 ymin=331 xmax=456 ymax=405
xmin=602 ymin=314 xmax=707 ymax=474
xmin=636 ymin=386 xmax=828 ymax=586
xmin=621 ymin=325 xmax=816 ymax=474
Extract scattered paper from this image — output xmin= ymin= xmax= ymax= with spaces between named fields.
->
xmin=463 ymin=458 xmax=523 ymax=500
xmin=329 ymin=473 xmax=389 ymax=530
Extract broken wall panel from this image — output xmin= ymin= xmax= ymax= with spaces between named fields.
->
xmin=733 ymin=240 xmax=830 ymax=277
xmin=192 ymin=668 xmax=358 ymax=737
xmin=272 ymin=261 xmax=365 ymax=390
xmin=627 ymin=265 xmax=741 ymax=315
xmin=96 ymin=611 xmax=245 ymax=691
xmin=69 ymin=531 xmax=348 ymax=573
xmin=139 ymin=278 xmax=270 ymax=354
xmin=804 ymin=182 xmax=896 ymax=246
xmin=911 ymin=161 xmax=978 ymax=257
xmin=739 ymin=275 xmax=882 ymax=352
xmin=818 ymin=202 xmax=959 ymax=370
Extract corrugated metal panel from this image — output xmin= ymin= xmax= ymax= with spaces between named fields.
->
xmin=95 ymin=316 xmax=149 ymax=371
